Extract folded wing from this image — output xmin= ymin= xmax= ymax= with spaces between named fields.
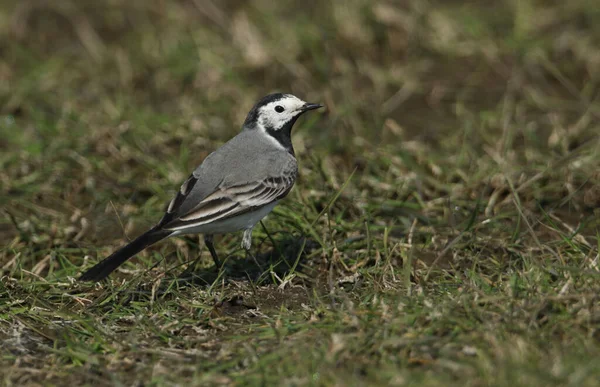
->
xmin=161 ymin=173 xmax=295 ymax=231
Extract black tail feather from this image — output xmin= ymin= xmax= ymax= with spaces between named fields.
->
xmin=79 ymin=228 xmax=171 ymax=282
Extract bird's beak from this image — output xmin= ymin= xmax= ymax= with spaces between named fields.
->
xmin=301 ymin=102 xmax=324 ymax=112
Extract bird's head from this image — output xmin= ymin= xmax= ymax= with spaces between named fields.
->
xmin=244 ymin=93 xmax=322 ymax=142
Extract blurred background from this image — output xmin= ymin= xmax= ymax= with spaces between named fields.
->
xmin=1 ymin=0 xmax=599 ymax=271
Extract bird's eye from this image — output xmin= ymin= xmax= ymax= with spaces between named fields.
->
xmin=275 ymin=105 xmax=284 ymax=113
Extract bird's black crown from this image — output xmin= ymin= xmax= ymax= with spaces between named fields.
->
xmin=243 ymin=93 xmax=289 ymax=127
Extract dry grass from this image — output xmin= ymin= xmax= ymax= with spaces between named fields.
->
xmin=1 ymin=0 xmax=599 ymax=385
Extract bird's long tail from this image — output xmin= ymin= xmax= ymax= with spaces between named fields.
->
xmin=79 ymin=228 xmax=171 ymax=282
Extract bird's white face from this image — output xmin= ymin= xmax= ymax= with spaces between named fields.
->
xmin=257 ymin=95 xmax=308 ymax=131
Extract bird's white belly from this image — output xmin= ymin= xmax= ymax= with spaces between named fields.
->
xmin=170 ymin=201 xmax=278 ymax=236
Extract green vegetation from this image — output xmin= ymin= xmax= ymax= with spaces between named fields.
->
xmin=1 ymin=0 xmax=599 ymax=385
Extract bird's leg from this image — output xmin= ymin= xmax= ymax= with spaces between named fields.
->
xmin=204 ymin=234 xmax=221 ymax=268
xmin=242 ymin=228 xmax=263 ymax=270
xmin=259 ymin=220 xmax=279 ymax=266
xmin=241 ymin=228 xmax=253 ymax=251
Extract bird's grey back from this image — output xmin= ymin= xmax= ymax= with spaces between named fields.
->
xmin=172 ymin=130 xmax=297 ymax=218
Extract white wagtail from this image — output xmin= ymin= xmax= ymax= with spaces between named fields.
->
xmin=79 ymin=93 xmax=323 ymax=281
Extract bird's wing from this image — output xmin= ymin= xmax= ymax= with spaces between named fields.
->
xmin=160 ymin=169 xmax=296 ymax=231
xmin=155 ymin=130 xmax=298 ymax=231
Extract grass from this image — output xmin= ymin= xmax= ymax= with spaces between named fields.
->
xmin=1 ymin=0 xmax=600 ymax=385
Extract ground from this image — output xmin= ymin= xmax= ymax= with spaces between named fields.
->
xmin=1 ymin=0 xmax=599 ymax=386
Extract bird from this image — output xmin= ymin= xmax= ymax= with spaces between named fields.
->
xmin=79 ymin=93 xmax=323 ymax=282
